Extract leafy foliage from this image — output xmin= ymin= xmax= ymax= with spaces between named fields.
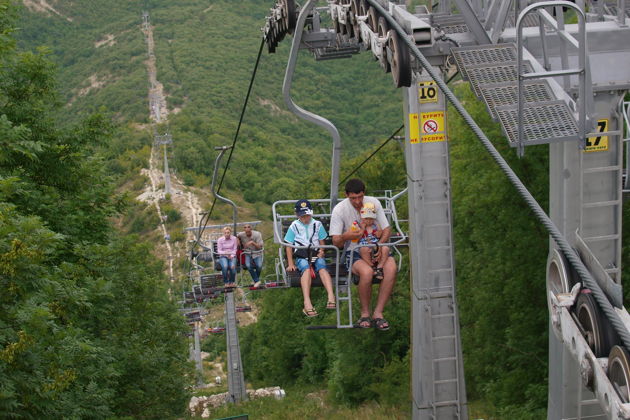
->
xmin=17 ymin=0 xmax=630 ymax=418
xmin=449 ymin=83 xmax=549 ymax=414
xmin=0 ymin=4 xmax=191 ymax=418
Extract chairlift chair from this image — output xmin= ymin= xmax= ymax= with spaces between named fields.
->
xmin=184 ymin=309 xmax=203 ymax=325
xmin=207 ymin=324 xmax=226 ymax=334
xmin=271 ymin=193 xmax=407 ymax=329
xmin=236 ymin=292 xmax=253 ymax=313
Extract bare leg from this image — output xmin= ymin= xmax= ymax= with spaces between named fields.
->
xmin=352 ymin=259 xmax=375 ymax=318
xmin=377 ymin=246 xmax=390 ymax=268
xmin=359 ymin=247 xmax=373 ymax=267
xmin=300 ymin=270 xmax=314 ymax=310
xmin=372 ymin=256 xmax=396 ymax=320
xmin=318 ymin=268 xmax=336 ymax=303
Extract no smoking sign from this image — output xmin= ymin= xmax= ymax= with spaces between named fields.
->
xmin=420 ymin=111 xmax=446 ymax=142
xmin=423 ymin=119 xmax=438 ymax=133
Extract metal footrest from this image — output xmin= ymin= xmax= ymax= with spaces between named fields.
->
xmin=464 ymin=61 xmax=534 ymax=97
xmin=496 ymin=100 xmax=578 ymax=146
xmin=605 ymin=5 xmax=630 ymax=18
xmin=450 ymin=43 xmax=518 ymax=80
xmin=432 ymin=14 xmax=469 ymax=35
xmin=452 ymin=43 xmax=580 ymax=148
xmin=479 ymin=80 xmax=555 ymax=119
xmin=314 ymin=44 xmax=360 ymax=61
xmin=506 ymin=12 xmax=542 ymax=28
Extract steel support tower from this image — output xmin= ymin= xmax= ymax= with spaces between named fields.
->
xmin=155 ymin=133 xmax=172 ymax=196
xmin=263 ymin=0 xmax=630 ymax=418
xmin=403 ymin=71 xmax=467 ymax=419
xmin=225 ymin=291 xmax=247 ymax=403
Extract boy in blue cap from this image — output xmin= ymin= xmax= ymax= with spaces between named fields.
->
xmin=284 ymin=199 xmax=336 ymax=317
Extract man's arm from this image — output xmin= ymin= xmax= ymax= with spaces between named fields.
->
xmin=253 ymin=231 xmax=264 ymax=249
xmin=332 ymin=234 xmax=345 ymax=248
xmin=379 ymin=226 xmax=392 ymax=243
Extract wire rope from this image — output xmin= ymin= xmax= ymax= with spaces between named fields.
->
xmin=192 ymin=37 xmax=265 ymax=251
xmin=338 ymin=124 xmax=404 ymax=187
xmin=366 ymin=0 xmax=630 ymax=350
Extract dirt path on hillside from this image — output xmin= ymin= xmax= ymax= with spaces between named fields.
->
xmin=139 ymin=13 xmax=259 ymax=324
xmin=22 ymin=0 xmax=73 ymax=22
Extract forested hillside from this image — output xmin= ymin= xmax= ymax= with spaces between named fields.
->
xmin=10 ymin=0 xmax=630 ymax=419
xmin=16 ymin=0 xmax=403 ymax=206
xmin=0 ymin=2 xmax=190 ymax=418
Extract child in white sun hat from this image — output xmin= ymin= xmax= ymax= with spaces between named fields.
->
xmin=358 ymin=202 xmax=389 ymax=281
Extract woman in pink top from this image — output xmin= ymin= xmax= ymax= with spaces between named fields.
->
xmin=217 ymin=226 xmax=238 ymax=287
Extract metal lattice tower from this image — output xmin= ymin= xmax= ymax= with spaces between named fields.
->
xmin=225 ymin=291 xmax=247 ymax=403
xmin=263 ymin=0 xmax=630 ymax=418
xmin=154 ymin=133 xmax=172 ymax=196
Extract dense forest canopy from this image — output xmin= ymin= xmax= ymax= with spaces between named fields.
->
xmin=0 ymin=1 xmax=191 ymax=418
xmin=7 ymin=0 xmax=630 ymax=419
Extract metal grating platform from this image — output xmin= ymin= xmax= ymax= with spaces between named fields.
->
xmin=451 ymin=44 xmax=518 ymax=80
xmin=496 ymin=100 xmax=578 ymax=146
xmin=440 ymin=24 xmax=469 ymax=34
xmin=465 ymin=62 xmax=533 ymax=97
xmin=506 ymin=12 xmax=542 ymax=28
xmin=450 ymin=42 xmax=579 ymax=148
xmin=479 ymin=80 xmax=555 ymax=119
xmin=604 ymin=5 xmax=630 ymax=18
xmin=314 ymin=44 xmax=360 ymax=61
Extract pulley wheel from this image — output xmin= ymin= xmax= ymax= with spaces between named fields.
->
xmin=608 ymin=345 xmax=630 ymax=403
xmin=284 ymin=0 xmax=297 ymax=34
xmin=345 ymin=9 xmax=354 ymax=38
xmin=359 ymin=0 xmax=369 ymax=18
xmin=367 ymin=6 xmax=378 ymax=32
xmin=546 ymin=248 xmax=571 ymax=314
xmin=388 ymin=30 xmax=411 ymax=87
xmin=350 ymin=0 xmax=361 ymax=37
xmin=377 ymin=16 xmax=391 ymax=73
xmin=574 ymin=291 xmax=618 ymax=358
xmin=333 ymin=16 xmax=341 ymax=34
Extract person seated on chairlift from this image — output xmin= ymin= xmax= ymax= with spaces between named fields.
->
xmin=357 ymin=202 xmax=390 ymax=281
xmin=284 ymin=199 xmax=336 ymax=318
xmin=329 ymin=178 xmax=396 ymax=331
xmin=237 ymin=224 xmax=264 ymax=288
xmin=217 ymin=226 xmax=238 ymax=288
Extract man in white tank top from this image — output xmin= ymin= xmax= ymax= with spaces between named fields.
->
xmin=329 ymin=179 xmax=396 ymax=330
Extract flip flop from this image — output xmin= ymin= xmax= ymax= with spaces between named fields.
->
xmin=303 ymin=308 xmax=318 ymax=317
xmin=355 ymin=316 xmax=372 ymax=328
xmin=326 ymin=301 xmax=336 ymax=310
xmin=372 ymin=317 xmax=390 ymax=331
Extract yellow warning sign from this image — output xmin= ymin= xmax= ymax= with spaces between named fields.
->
xmin=409 ymin=113 xmax=419 ymax=144
xmin=418 ymin=81 xmax=438 ymax=104
xmin=420 ymin=111 xmax=446 ymax=142
xmin=584 ymin=119 xmax=609 ymax=152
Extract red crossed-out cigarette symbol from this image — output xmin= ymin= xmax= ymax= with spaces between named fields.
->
xmin=423 ymin=119 xmax=438 ymax=133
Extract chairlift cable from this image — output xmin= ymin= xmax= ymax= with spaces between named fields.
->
xmin=317 ymin=125 xmax=405 ymax=201
xmin=366 ymin=0 xmax=630 ymax=350
xmin=338 ymin=124 xmax=404 ymax=187
xmin=192 ymin=37 xmax=265 ymax=250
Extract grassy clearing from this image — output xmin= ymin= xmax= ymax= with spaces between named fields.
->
xmin=192 ymin=385 xmax=410 ymax=419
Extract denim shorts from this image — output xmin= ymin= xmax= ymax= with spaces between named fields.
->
xmin=345 ymin=250 xmax=363 ymax=271
xmin=296 ymin=257 xmax=327 ymax=274
xmin=345 ymin=248 xmax=390 ymax=270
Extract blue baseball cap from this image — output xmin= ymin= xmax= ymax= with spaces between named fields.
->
xmin=295 ymin=199 xmax=313 ymax=216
